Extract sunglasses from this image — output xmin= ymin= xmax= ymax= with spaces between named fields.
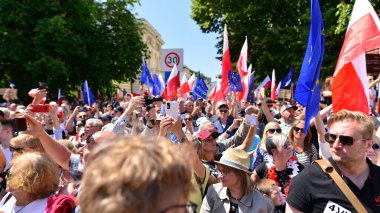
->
xmin=78 ymin=115 xmax=87 ymax=119
xmin=184 ymin=118 xmax=193 ymax=121
xmin=202 ymin=132 xmax=220 ymax=142
xmin=9 ymin=146 xmax=24 ymax=153
xmin=86 ymin=135 xmax=95 ymax=145
xmin=373 ymin=143 xmax=380 ymax=150
xmin=219 ymin=110 xmax=228 ymax=113
xmin=217 ymin=166 xmax=231 ymax=175
xmin=268 ymin=128 xmax=282 ymax=134
xmin=325 ymin=133 xmax=358 ymax=146
xmin=293 ymin=127 xmax=304 ymax=133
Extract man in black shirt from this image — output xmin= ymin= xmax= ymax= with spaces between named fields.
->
xmin=286 ymin=110 xmax=380 ymax=213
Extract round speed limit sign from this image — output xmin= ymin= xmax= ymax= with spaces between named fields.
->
xmin=164 ymin=52 xmax=180 ymax=68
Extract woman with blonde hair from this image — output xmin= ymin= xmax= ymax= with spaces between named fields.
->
xmin=288 ymin=119 xmax=318 ymax=167
xmin=0 ymin=153 xmax=60 ymax=212
xmin=251 ymin=121 xmax=282 ymax=170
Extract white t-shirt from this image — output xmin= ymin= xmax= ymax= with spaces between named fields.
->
xmin=0 ymin=194 xmax=47 ymax=213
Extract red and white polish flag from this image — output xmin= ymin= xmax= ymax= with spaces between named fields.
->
xmin=166 ymin=64 xmax=181 ymax=100
xmin=188 ymin=73 xmax=196 ymax=91
xmin=271 ymin=69 xmax=277 ymax=101
xmin=332 ymin=0 xmax=380 ymax=114
xmin=222 ymin=24 xmax=232 ymax=95
xmin=180 ymin=74 xmax=190 ymax=94
xmin=237 ymin=37 xmax=249 ymax=101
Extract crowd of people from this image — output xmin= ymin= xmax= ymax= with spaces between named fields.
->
xmin=0 ymin=75 xmax=378 ymax=213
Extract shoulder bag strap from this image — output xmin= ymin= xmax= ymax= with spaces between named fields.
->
xmin=314 ymin=159 xmax=368 ymax=213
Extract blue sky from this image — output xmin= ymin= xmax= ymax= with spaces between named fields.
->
xmin=132 ymin=0 xmax=221 ymax=81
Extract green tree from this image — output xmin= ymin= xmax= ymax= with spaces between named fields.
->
xmin=191 ymin=0 xmax=345 ymax=82
xmin=0 ymin=0 xmax=147 ymax=103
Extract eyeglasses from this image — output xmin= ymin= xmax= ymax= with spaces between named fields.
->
xmin=86 ymin=135 xmax=95 ymax=145
xmin=159 ymin=203 xmax=196 ymax=213
xmin=184 ymin=118 xmax=193 ymax=121
xmin=217 ymin=166 xmax=231 ymax=175
xmin=325 ymin=133 xmax=366 ymax=146
xmin=293 ymin=127 xmax=304 ymax=133
xmin=219 ymin=110 xmax=228 ymax=113
xmin=373 ymin=143 xmax=380 ymax=150
xmin=9 ymin=146 xmax=24 ymax=153
xmin=268 ymin=128 xmax=282 ymax=134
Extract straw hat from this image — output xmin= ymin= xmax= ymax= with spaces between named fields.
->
xmin=215 ymin=148 xmax=252 ymax=174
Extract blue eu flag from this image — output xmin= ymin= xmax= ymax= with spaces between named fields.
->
xmin=294 ymin=0 xmax=325 ymax=132
xmin=192 ymin=72 xmax=208 ymax=100
xmin=246 ymin=72 xmax=255 ymax=104
xmin=140 ymin=59 xmax=154 ymax=87
xmin=228 ymin=71 xmax=243 ymax=92
xmin=280 ymin=68 xmax=294 ymax=89
xmin=83 ymin=80 xmax=95 ymax=106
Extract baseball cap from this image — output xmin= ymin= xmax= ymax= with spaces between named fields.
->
xmin=196 ymin=130 xmax=220 ymax=140
xmin=281 ymin=105 xmax=297 ymax=112
xmin=113 ymin=106 xmax=124 ymax=112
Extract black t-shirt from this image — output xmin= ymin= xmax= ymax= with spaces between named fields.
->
xmin=287 ymin=158 xmax=380 ymax=213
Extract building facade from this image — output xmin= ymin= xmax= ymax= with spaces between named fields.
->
xmin=118 ymin=19 xmax=165 ymax=94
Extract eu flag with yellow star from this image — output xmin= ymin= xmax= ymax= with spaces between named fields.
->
xmin=294 ymin=0 xmax=325 ymax=133
xmin=228 ymin=71 xmax=243 ymax=92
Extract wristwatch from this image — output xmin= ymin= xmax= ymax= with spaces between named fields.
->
xmin=179 ymin=136 xmax=186 ymax=143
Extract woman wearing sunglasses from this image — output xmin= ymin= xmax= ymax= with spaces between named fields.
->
xmin=288 ymin=120 xmax=318 ymax=167
xmin=251 ymin=122 xmax=282 ymax=170
xmin=251 ymin=134 xmax=303 ymax=213
xmin=182 ymin=114 xmax=197 ymax=135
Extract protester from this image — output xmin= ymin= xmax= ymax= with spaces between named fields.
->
xmin=286 ymin=110 xmax=380 ymax=212
xmin=80 ymin=135 xmax=193 ymax=213
xmin=256 ymin=178 xmax=282 ymax=212
xmin=196 ymin=119 xmax=255 ymax=177
xmin=252 ymin=134 xmax=303 ymax=213
xmin=0 ymin=153 xmax=59 ymax=212
xmin=200 ymin=147 xmax=274 ymax=212
xmin=251 ymin=121 xmax=281 ymax=170
xmin=23 ymin=114 xmax=115 ymax=182
xmin=288 ymin=120 xmax=318 ymax=167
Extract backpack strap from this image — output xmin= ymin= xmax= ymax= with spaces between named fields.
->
xmin=314 ymin=159 xmax=368 ymax=213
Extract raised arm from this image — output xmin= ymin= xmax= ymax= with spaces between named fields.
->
xmin=65 ymin=106 xmax=80 ymax=133
xmin=314 ymin=112 xmax=330 ymax=159
xmin=111 ymin=96 xmax=145 ymax=136
xmin=236 ymin=125 xmax=257 ymax=151
xmin=164 ymin=116 xmax=218 ymax=184
xmin=24 ymin=114 xmax=72 ymax=170
xmin=259 ymin=88 xmax=275 ymax=122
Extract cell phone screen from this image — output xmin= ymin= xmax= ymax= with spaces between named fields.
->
xmin=14 ymin=117 xmax=27 ymax=131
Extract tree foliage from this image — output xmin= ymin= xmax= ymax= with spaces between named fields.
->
xmin=191 ymin=0 xmax=347 ymax=82
xmin=0 ymin=0 xmax=147 ymax=103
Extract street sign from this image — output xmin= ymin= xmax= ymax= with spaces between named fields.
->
xmin=162 ymin=49 xmax=183 ymax=72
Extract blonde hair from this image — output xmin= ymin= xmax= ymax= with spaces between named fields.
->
xmin=7 ymin=153 xmax=59 ymax=200
xmin=256 ymin=179 xmax=278 ymax=196
xmin=259 ymin=122 xmax=280 ymax=150
xmin=289 ymin=120 xmax=312 ymax=153
xmin=327 ymin=110 xmax=374 ymax=140
xmin=10 ymin=134 xmax=45 ymax=157
xmin=80 ymin=135 xmax=192 ymax=213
